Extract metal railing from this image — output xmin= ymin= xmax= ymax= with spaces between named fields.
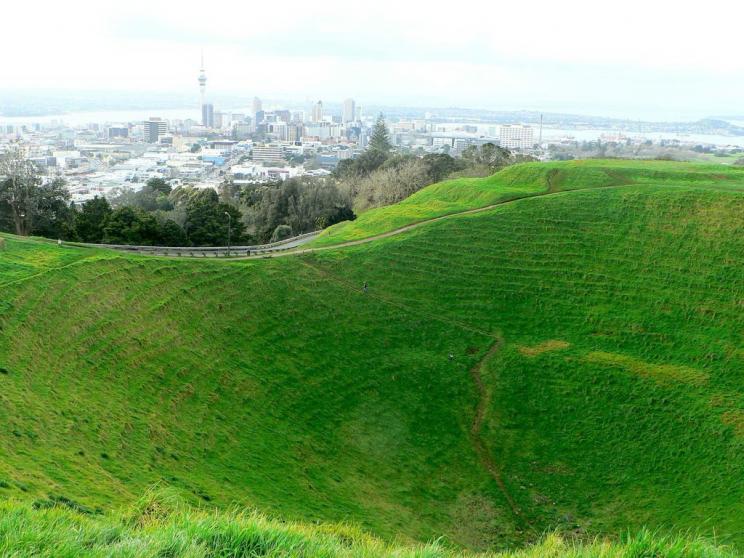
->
xmin=66 ymin=231 xmax=319 ymax=258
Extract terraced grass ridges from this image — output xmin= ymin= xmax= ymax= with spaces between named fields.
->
xmin=0 ymin=160 xmax=743 ymax=555
xmin=311 ymin=159 xmax=744 ymax=246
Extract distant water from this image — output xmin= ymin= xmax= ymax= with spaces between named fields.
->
xmin=542 ymin=127 xmax=744 ymax=148
xmin=3 ymin=109 xmax=744 ymax=148
xmin=0 ymin=107 xmax=251 ymax=126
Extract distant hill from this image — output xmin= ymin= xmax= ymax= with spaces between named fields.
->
xmin=0 ymin=159 xmax=743 ymax=553
xmin=313 ymin=159 xmax=744 ymax=246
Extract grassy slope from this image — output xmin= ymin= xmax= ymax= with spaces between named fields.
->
xmin=310 ymin=184 xmax=744 ymax=545
xmin=311 ymin=159 xmax=744 ymax=246
xmin=0 ymin=160 xmax=743 ymax=552
xmin=0 ymin=492 xmax=737 ymax=558
xmin=0 ymin=234 xmax=511 ymax=549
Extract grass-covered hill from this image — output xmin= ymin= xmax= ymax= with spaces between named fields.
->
xmin=0 ymin=160 xmax=743 ymax=554
xmin=311 ymin=159 xmax=744 ymax=246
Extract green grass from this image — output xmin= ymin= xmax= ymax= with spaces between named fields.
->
xmin=0 ymin=159 xmax=743 ymax=554
xmin=311 ymin=159 xmax=744 ymax=246
xmin=0 ymin=490 xmax=737 ymax=557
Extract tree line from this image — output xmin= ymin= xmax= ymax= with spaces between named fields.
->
xmin=333 ymin=114 xmax=533 ymax=212
xmin=0 ymin=116 xmax=531 ymax=246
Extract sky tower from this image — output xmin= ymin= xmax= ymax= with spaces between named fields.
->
xmin=198 ymin=51 xmax=207 ymax=107
xmin=198 ymin=51 xmax=214 ymax=127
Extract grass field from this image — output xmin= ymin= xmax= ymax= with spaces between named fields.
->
xmin=310 ymin=159 xmax=744 ymax=246
xmin=0 ymin=490 xmax=737 ymax=557
xmin=0 ymin=160 xmax=743 ymax=554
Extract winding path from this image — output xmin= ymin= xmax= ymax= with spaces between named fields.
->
xmin=300 ymin=258 xmax=528 ymax=528
xmin=63 ymin=182 xmax=638 ymax=261
xmin=231 ymin=183 xmax=634 ymax=260
xmin=468 ymin=337 xmax=527 ymax=527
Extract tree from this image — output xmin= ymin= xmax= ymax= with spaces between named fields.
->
xmin=270 ymin=224 xmax=292 ymax=243
xmin=103 ymin=207 xmax=161 ymax=245
xmin=146 ymin=177 xmax=171 ymax=195
xmin=156 ymin=218 xmax=187 ymax=246
xmin=75 ymin=196 xmax=113 ymax=243
xmin=30 ymin=178 xmax=75 ymax=240
xmin=249 ymin=178 xmax=353 ymax=242
xmin=0 ymin=145 xmax=44 ymax=235
xmin=327 ymin=206 xmax=355 ymax=227
xmin=184 ymin=188 xmax=244 ymax=246
xmin=421 ymin=153 xmax=466 ymax=183
xmin=333 ymin=149 xmax=389 ymax=180
xmin=368 ymin=113 xmax=392 ymax=154
xmin=461 ymin=143 xmax=513 ymax=174
xmin=111 ymin=178 xmax=173 ymax=212
xmin=354 ymin=158 xmax=431 ymax=212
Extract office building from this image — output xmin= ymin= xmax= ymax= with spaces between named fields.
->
xmin=499 ymin=125 xmax=534 ymax=150
xmin=202 ymin=103 xmax=215 ymax=128
xmin=252 ymin=144 xmax=285 ymax=164
xmin=252 ymin=97 xmax=263 ymax=117
xmin=342 ymin=98 xmax=356 ymax=123
xmin=143 ymin=118 xmax=167 ymax=143
xmin=107 ymin=126 xmax=129 ymax=139
xmin=311 ymin=100 xmax=323 ymax=123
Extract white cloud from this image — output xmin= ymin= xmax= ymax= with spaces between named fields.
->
xmin=4 ymin=0 xmax=744 ymax=118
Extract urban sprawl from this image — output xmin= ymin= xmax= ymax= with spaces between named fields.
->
xmin=1 ymin=59 xmax=741 ymax=204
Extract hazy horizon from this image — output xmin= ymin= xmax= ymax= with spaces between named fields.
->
xmin=4 ymin=0 xmax=744 ymax=122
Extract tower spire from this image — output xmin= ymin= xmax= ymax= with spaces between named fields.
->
xmin=198 ymin=51 xmax=207 ymax=107
xmin=198 ymin=51 xmax=209 ymax=126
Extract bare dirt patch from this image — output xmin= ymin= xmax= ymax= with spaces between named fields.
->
xmin=518 ymin=340 xmax=570 ymax=357
xmin=584 ymin=351 xmax=708 ymax=385
xmin=722 ymin=410 xmax=744 ymax=438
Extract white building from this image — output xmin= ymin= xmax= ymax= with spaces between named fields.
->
xmin=144 ymin=118 xmax=167 ymax=143
xmin=302 ymin=123 xmax=342 ymax=141
xmin=311 ymin=100 xmax=323 ymax=123
xmin=342 ymin=98 xmax=356 ymax=124
xmin=499 ymin=125 xmax=534 ymax=150
xmin=252 ymin=144 xmax=285 ymax=164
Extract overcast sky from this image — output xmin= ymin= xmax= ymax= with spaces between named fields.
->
xmin=5 ymin=0 xmax=744 ymax=120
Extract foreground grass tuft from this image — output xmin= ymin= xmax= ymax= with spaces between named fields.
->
xmin=0 ymin=492 xmax=737 ymax=557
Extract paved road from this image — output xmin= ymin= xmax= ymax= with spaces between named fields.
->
xmin=67 ymin=231 xmax=320 ymax=258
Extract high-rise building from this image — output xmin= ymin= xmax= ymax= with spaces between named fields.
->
xmin=498 ymin=125 xmax=534 ymax=150
xmin=144 ymin=118 xmax=167 ymax=143
xmin=275 ymin=110 xmax=291 ymax=123
xmin=342 ymin=98 xmax=356 ymax=124
xmin=311 ymin=100 xmax=323 ymax=123
xmin=252 ymin=97 xmax=263 ymax=118
xmin=198 ymin=53 xmax=207 ymax=104
xmin=202 ymin=103 xmax=215 ymax=128
xmin=252 ymin=144 xmax=285 ymax=164
xmin=269 ymin=122 xmax=288 ymax=141
xmin=287 ymin=124 xmax=302 ymax=143
xmin=107 ymin=125 xmax=129 ymax=139
xmin=198 ymin=53 xmax=215 ymax=127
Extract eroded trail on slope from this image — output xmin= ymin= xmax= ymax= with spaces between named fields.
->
xmin=300 ymin=258 xmax=529 ymax=528
xmin=468 ymin=338 xmax=527 ymax=527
